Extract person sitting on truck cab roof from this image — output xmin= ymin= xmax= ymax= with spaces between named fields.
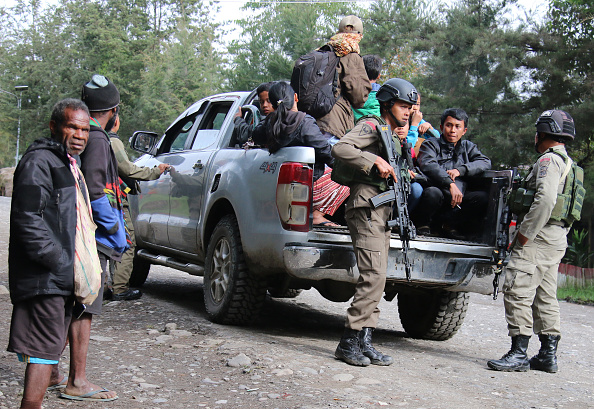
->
xmin=311 ymin=15 xmax=371 ymax=144
xmin=252 ymin=81 xmax=349 ymax=226
xmin=413 ymin=108 xmax=491 ymax=238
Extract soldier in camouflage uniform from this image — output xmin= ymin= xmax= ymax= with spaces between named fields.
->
xmin=332 ymin=78 xmax=417 ymax=366
xmin=488 ymin=110 xmax=577 ymax=373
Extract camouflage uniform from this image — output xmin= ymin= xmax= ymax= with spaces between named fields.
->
xmin=332 ymin=117 xmax=392 ymax=330
xmin=503 ymin=145 xmax=571 ymax=337
xmin=110 ymin=135 xmax=162 ymax=295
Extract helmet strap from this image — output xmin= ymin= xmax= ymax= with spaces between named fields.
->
xmin=382 ymin=100 xmax=407 ymax=128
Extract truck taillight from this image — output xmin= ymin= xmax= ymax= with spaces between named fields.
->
xmin=276 ymin=162 xmax=313 ymax=232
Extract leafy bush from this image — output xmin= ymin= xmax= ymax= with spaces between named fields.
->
xmin=563 ymin=229 xmax=594 ymax=268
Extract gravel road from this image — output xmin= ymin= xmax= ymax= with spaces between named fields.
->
xmin=0 ymin=195 xmax=593 ymax=409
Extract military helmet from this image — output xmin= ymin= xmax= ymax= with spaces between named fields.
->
xmin=81 ymin=74 xmax=120 ymax=112
xmin=535 ymin=109 xmax=575 ymax=140
xmin=376 ymin=78 xmax=418 ymax=106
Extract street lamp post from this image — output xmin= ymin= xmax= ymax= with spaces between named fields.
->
xmin=0 ymin=84 xmax=28 ymax=167
xmin=14 ymin=85 xmax=28 ymax=166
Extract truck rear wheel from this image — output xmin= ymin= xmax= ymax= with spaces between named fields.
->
xmin=398 ymin=290 xmax=469 ymax=341
xmin=128 ymin=253 xmax=151 ymax=287
xmin=204 ymin=214 xmax=267 ymax=325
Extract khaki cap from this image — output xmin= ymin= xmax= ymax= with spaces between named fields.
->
xmin=338 ymin=15 xmax=363 ymax=34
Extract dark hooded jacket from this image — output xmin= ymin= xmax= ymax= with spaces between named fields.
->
xmin=9 ymin=138 xmax=76 ymax=303
xmin=417 ymin=136 xmax=491 ymax=189
xmin=252 ymin=112 xmax=333 ymax=180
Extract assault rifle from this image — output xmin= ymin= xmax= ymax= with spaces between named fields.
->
xmin=491 ymin=168 xmax=516 ymax=300
xmin=369 ymin=124 xmax=417 ymax=281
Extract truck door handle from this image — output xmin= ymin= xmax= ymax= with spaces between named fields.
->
xmin=193 ymin=160 xmax=203 ymax=170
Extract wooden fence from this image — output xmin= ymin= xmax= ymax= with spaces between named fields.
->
xmin=558 ymin=263 xmax=594 ymax=288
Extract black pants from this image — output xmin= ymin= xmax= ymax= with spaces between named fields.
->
xmin=412 ymin=186 xmax=488 ymax=231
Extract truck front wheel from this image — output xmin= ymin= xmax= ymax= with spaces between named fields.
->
xmin=204 ymin=214 xmax=267 ymax=325
xmin=398 ymin=290 xmax=469 ymax=341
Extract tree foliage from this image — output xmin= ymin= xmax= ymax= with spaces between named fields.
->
xmin=523 ymin=0 xmax=594 ymax=216
xmin=1 ymin=0 xmax=593 ymax=229
xmin=412 ymin=0 xmax=531 ymax=168
xmin=0 ymin=0 xmax=225 ymax=162
xmin=225 ymin=0 xmax=360 ymax=91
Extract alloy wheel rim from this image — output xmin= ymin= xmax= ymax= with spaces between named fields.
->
xmin=209 ymin=237 xmax=231 ymax=303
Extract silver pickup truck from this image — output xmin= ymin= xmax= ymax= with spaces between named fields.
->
xmin=128 ymin=91 xmax=512 ymax=341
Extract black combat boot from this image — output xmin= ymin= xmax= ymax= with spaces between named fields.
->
xmin=335 ymin=329 xmax=371 ymax=366
xmin=530 ymin=334 xmax=561 ymax=373
xmin=359 ymin=327 xmax=393 ymax=366
xmin=487 ymin=335 xmax=531 ymax=372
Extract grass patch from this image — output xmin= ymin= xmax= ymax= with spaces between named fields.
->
xmin=557 ymin=285 xmax=594 ymax=305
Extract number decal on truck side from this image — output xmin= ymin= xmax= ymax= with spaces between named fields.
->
xmin=260 ymin=162 xmax=278 ymax=174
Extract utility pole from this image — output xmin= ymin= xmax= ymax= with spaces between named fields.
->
xmin=0 ymin=85 xmax=28 ymax=167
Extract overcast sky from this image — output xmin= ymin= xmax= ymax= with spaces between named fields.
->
xmin=4 ymin=0 xmax=549 ymax=44
xmin=215 ymin=0 xmax=548 ymax=43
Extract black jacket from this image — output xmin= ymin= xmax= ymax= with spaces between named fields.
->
xmin=252 ymin=113 xmax=333 ymax=180
xmin=417 ymin=137 xmax=491 ymax=189
xmin=9 ymin=138 xmax=76 ymax=303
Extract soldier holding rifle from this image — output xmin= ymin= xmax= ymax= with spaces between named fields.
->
xmin=331 ymin=78 xmax=417 ymax=367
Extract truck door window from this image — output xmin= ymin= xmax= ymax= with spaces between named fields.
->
xmin=160 ymin=115 xmax=199 ymax=154
xmin=192 ymin=101 xmax=234 ymax=150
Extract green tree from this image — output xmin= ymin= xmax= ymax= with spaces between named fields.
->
xmin=135 ymin=0 xmax=225 ymax=133
xmin=415 ymin=0 xmax=530 ymax=168
xmin=525 ymin=0 xmax=594 ymax=220
xmin=226 ymin=1 xmax=360 ymax=91
xmin=0 ymin=0 xmax=225 ymax=164
xmin=363 ymin=0 xmax=432 ymax=60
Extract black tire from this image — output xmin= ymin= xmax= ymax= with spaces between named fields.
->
xmin=204 ymin=214 xmax=267 ymax=325
xmin=128 ymin=253 xmax=151 ymax=287
xmin=268 ymin=288 xmax=303 ymax=299
xmin=398 ymin=290 xmax=469 ymax=341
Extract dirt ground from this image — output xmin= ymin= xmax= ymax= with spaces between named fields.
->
xmin=0 ymin=195 xmax=593 ymax=409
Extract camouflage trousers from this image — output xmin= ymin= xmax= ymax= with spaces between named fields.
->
xmin=503 ymin=224 xmax=568 ymax=337
xmin=345 ymin=203 xmax=391 ymax=331
xmin=112 ymin=204 xmax=135 ymax=295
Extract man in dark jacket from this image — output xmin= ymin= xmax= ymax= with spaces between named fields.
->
xmin=8 ymin=99 xmax=116 ymax=408
xmin=413 ymin=108 xmax=491 ymax=237
xmin=49 ymin=75 xmax=126 ymax=402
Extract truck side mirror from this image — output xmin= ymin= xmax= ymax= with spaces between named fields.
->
xmin=130 ymin=131 xmax=159 ymax=155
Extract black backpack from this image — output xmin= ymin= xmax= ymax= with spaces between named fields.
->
xmin=290 ymin=44 xmax=340 ymax=119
